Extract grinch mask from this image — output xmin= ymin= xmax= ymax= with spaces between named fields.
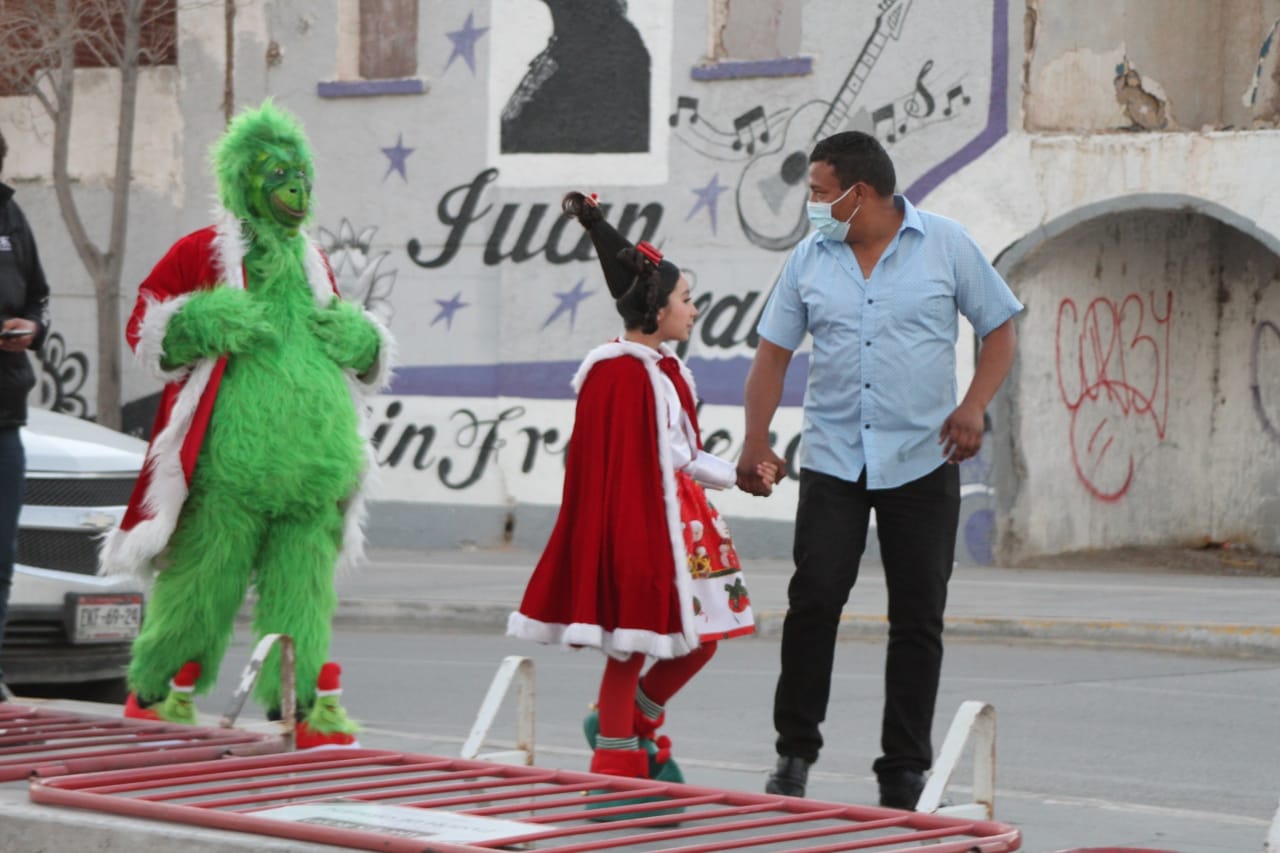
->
xmin=212 ymin=99 xmax=316 ymax=239
xmin=249 ymin=149 xmax=312 ymax=234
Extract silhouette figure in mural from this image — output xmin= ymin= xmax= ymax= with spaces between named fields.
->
xmin=501 ymin=0 xmax=650 ymax=154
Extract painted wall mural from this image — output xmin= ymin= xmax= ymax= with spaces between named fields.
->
xmin=34 ymin=329 xmax=90 ymax=418
xmin=488 ymin=0 xmax=673 ymax=187
xmin=670 ymin=0 xmax=1006 ymax=251
xmin=500 ymin=0 xmax=651 ymax=154
xmin=1055 ymin=291 xmax=1173 ymax=502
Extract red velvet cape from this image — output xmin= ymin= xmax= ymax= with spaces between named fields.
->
xmin=510 ymin=347 xmax=699 ymax=659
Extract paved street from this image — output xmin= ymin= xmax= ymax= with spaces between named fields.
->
xmin=194 ymin=625 xmax=1280 ymax=853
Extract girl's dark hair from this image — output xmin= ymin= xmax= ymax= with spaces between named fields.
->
xmin=616 ymin=248 xmax=679 ymax=334
xmin=562 ymin=190 xmax=604 ymax=228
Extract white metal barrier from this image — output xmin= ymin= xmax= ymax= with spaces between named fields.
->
xmin=219 ymin=632 xmax=297 ymax=750
xmin=1266 ymin=797 xmax=1280 ymax=851
xmin=916 ymin=700 xmax=997 ymax=819
xmin=461 ymin=655 xmax=536 ymax=765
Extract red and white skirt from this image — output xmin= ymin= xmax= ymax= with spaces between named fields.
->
xmin=677 ymin=472 xmax=755 ymax=642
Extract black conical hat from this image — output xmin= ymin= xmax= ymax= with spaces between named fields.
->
xmin=583 ymin=212 xmax=638 ymax=299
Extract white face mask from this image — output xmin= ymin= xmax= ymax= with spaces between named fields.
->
xmin=806 ymin=183 xmax=860 ymax=241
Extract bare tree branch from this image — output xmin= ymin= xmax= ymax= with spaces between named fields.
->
xmin=0 ymin=0 xmax=181 ymax=427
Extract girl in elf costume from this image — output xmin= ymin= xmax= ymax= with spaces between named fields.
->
xmin=507 ymin=191 xmax=775 ymax=789
xmin=104 ymin=101 xmax=392 ymax=748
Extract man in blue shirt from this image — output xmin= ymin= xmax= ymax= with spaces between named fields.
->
xmin=737 ymin=131 xmax=1021 ymax=810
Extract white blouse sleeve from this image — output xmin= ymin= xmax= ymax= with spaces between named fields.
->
xmin=657 ymin=366 xmax=735 ymax=490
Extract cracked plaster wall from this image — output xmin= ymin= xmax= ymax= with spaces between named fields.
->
xmin=1025 ymin=0 xmax=1280 ymax=131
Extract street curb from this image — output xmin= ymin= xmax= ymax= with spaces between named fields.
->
xmin=328 ymin=600 xmax=1280 ymax=659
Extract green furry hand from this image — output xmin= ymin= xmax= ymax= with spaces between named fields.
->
xmin=310 ymin=297 xmax=380 ymax=373
xmin=161 ymin=286 xmax=275 ymax=370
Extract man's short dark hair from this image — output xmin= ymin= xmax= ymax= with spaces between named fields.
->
xmin=809 ymin=131 xmax=896 ymax=196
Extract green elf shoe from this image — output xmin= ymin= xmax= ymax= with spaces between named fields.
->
xmin=583 ymin=708 xmax=685 ymax=785
xmin=149 ymin=661 xmax=201 ymax=725
xmin=584 ymin=746 xmax=683 ymax=823
xmin=296 ymin=663 xmax=360 ymax=749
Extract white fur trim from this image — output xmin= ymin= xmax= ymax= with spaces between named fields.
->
xmin=356 ymin=310 xmax=396 ymax=391
xmin=133 ymin=294 xmax=194 ymax=384
xmin=303 ymin=240 xmax=337 ymax=306
xmin=506 ymin=612 xmax=696 ymax=662
xmin=210 ymin=208 xmax=247 ymax=291
xmin=100 ymin=359 xmax=216 ymax=578
xmin=566 ymin=341 xmax=700 ymax=652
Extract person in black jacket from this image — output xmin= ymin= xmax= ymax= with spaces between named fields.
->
xmin=0 ymin=129 xmax=51 ymax=700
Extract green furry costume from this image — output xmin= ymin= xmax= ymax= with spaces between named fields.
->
xmin=105 ymin=102 xmax=392 ymax=736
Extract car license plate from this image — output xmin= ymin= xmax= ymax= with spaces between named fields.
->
xmin=65 ymin=593 xmax=143 ymax=644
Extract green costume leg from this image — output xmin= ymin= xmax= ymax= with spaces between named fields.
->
xmin=250 ymin=502 xmax=343 ymax=711
xmin=127 ymin=487 xmax=264 ymax=701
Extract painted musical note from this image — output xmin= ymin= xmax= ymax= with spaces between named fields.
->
xmin=903 ymin=60 xmax=936 ymax=120
xmin=871 ymin=103 xmax=899 ymax=144
xmin=669 ymin=95 xmax=700 ymax=128
xmin=731 ymin=106 xmax=770 ymax=155
xmin=943 ymin=85 xmax=971 ymax=116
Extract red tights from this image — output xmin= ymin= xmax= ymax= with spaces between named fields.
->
xmin=595 ymin=642 xmax=718 ymax=739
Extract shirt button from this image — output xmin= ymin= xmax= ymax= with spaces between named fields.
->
xmin=865 ymin=341 xmax=871 ymax=346
xmin=864 ymin=424 xmax=870 ymax=429
xmin=864 ymin=383 xmax=870 ymax=389
xmin=867 ymin=298 xmax=873 ymax=304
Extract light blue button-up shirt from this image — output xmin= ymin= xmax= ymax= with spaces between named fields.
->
xmin=757 ymin=196 xmax=1023 ymax=490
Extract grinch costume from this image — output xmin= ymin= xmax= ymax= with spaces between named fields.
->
xmin=104 ymin=101 xmax=392 ymax=746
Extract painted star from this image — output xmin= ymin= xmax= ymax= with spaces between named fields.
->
xmin=542 ymin=279 xmax=595 ymax=331
xmin=444 ymin=11 xmax=489 ymax=74
xmin=686 ymin=173 xmax=729 ymax=234
xmin=381 ymin=133 xmax=414 ymax=182
xmin=431 ymin=291 xmax=469 ymax=330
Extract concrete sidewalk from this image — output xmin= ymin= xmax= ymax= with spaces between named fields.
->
xmin=329 ymin=546 xmax=1280 ymax=658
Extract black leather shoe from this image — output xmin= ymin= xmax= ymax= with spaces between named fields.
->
xmin=877 ymin=769 xmax=926 ymax=810
xmin=765 ymin=755 xmax=813 ymax=797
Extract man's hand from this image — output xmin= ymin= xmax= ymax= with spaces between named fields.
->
xmin=0 ymin=318 xmax=37 ymax=353
xmin=736 ymin=440 xmax=786 ymax=496
xmin=939 ymin=401 xmax=985 ymax=463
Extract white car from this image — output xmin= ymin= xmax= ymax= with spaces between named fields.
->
xmin=6 ymin=408 xmax=147 ymax=701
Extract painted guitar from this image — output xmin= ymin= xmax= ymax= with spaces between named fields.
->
xmin=735 ymin=0 xmax=912 ymax=251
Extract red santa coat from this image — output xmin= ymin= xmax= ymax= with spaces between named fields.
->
xmin=100 ymin=211 xmax=393 ymax=578
xmin=507 ymin=340 xmax=705 ymax=660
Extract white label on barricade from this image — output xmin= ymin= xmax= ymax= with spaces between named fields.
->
xmin=255 ymin=801 xmax=536 ymax=842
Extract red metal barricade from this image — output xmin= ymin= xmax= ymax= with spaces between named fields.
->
xmin=0 ymin=703 xmax=278 ymax=782
xmin=31 ymin=748 xmax=1022 ymax=851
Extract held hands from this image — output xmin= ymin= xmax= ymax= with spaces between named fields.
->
xmin=939 ymin=401 xmax=985 ymax=463
xmin=736 ymin=440 xmax=786 ymax=497
xmin=0 ymin=318 xmax=38 ymax=353
xmin=161 ymin=287 xmax=274 ymax=370
xmin=310 ymin=297 xmax=380 ymax=373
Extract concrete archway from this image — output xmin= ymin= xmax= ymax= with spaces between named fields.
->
xmin=989 ymin=200 xmax=1280 ymax=563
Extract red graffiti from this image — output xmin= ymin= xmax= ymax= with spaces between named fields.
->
xmin=1055 ymin=291 xmax=1173 ymax=502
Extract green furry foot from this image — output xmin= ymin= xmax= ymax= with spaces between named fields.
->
xmin=153 ymin=691 xmax=198 ymax=725
xmin=305 ymin=695 xmax=359 ymax=736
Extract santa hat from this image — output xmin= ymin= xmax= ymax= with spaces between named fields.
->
xmin=316 ymin=662 xmax=343 ymax=697
xmin=170 ymin=661 xmax=201 ymax=693
xmin=563 ymin=191 xmax=679 ymax=298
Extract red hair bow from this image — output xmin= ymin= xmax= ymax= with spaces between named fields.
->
xmin=636 ymin=241 xmax=663 ymax=265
